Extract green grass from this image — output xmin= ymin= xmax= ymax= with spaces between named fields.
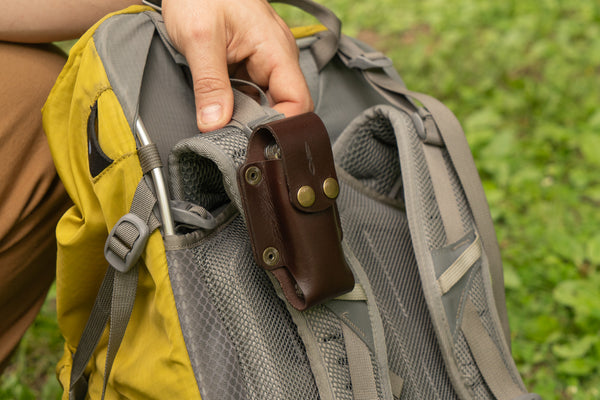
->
xmin=2 ymin=0 xmax=599 ymax=398
xmin=0 ymin=285 xmax=62 ymax=400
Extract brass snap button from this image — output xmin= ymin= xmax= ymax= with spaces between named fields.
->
xmin=322 ymin=178 xmax=339 ymax=199
xmin=297 ymin=186 xmax=316 ymax=208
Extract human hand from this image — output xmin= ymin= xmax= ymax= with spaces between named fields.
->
xmin=162 ymin=0 xmax=313 ymax=132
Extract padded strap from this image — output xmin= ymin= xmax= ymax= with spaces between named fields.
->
xmin=355 ymin=67 xmax=511 ymax=347
xmin=462 ymin=298 xmax=526 ymax=400
xmin=422 ymin=143 xmax=465 ymax=244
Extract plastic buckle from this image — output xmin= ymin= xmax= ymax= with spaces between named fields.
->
xmin=347 ymin=52 xmax=393 ymax=70
xmin=104 ymin=213 xmax=150 ymax=273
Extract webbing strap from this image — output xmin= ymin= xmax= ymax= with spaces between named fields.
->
xmin=341 ymin=324 xmax=379 ymax=400
xmin=69 ymin=180 xmax=159 ymax=400
xmin=438 ymin=234 xmax=482 ymax=294
xmin=100 ymin=266 xmax=139 ymax=399
xmin=462 ymin=298 xmax=525 ymax=399
xmin=360 ymin=70 xmax=510 ymax=347
xmin=69 ymin=268 xmax=114 ymax=400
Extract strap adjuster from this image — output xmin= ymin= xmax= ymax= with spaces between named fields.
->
xmin=104 ymin=213 xmax=150 ymax=273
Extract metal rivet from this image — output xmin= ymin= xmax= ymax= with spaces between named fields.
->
xmin=297 ymin=186 xmax=316 ymax=208
xmin=262 ymin=247 xmax=280 ymax=266
xmin=323 ymin=178 xmax=339 ymax=199
xmin=245 ymin=166 xmax=262 ymax=185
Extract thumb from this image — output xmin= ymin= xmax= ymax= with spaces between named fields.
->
xmin=184 ymin=31 xmax=234 ymax=132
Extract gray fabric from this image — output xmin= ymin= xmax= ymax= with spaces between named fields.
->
xmin=229 ymin=88 xmax=282 ymax=135
xmin=389 ymin=371 xmax=404 ymax=399
xmin=335 ymin=113 xmax=401 ymax=198
xmin=336 ymin=179 xmax=458 ymax=399
xmin=69 ymin=267 xmax=114 ymax=400
xmin=333 ymin=108 xmax=460 ymax=399
xmin=137 ymin=34 xmax=198 ymax=166
xmin=166 ymin=216 xmax=319 ymax=400
xmin=469 ymin=269 xmax=523 ymax=387
xmin=298 ymin=44 xmax=320 ymax=106
xmin=340 ymin=243 xmax=393 ymax=400
xmin=93 ymin=13 xmax=156 ymax=136
xmin=313 ymin=57 xmax=391 ymax=141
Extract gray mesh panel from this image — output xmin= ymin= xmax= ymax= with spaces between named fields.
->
xmin=169 ymin=215 xmax=319 ymax=400
xmin=337 ymin=181 xmax=458 ymax=400
xmin=169 ymin=127 xmax=248 ymax=210
xmin=334 ymin=108 xmax=458 ymax=399
xmin=335 ymin=114 xmax=401 ymax=196
xmin=166 ymin=249 xmax=249 ymax=400
xmin=176 ymin=153 xmax=228 ymax=209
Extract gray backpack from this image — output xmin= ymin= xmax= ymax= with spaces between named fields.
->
xmin=43 ymin=0 xmax=541 ymax=399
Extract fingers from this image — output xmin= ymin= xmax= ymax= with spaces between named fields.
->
xmin=184 ymin=27 xmax=234 ymax=132
xmin=242 ymin=12 xmax=314 ymax=117
xmin=163 ymin=1 xmax=234 ymax=132
xmin=162 ymin=0 xmax=313 ymax=133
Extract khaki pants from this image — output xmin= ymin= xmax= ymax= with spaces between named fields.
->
xmin=0 ymin=42 xmax=70 ymax=373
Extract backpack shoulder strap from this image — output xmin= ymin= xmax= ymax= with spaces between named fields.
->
xmin=336 ymin=36 xmax=510 ymax=345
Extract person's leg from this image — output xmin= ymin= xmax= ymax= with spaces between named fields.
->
xmin=0 ymin=42 xmax=70 ymax=373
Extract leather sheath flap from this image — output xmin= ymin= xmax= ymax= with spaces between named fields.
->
xmin=238 ymin=112 xmax=355 ymax=310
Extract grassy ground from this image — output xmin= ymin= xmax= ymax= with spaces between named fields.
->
xmin=2 ymin=0 xmax=599 ymax=398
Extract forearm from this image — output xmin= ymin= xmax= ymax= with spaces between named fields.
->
xmin=0 ymin=0 xmax=143 ymax=42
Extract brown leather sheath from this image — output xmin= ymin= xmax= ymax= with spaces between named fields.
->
xmin=238 ymin=112 xmax=355 ymax=310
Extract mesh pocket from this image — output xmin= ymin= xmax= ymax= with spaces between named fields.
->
xmin=167 ymin=216 xmax=319 ymax=400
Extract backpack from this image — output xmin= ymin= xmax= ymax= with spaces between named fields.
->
xmin=42 ymin=1 xmax=541 ymax=399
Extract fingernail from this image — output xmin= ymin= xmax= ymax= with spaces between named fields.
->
xmin=201 ymin=104 xmax=222 ymax=124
